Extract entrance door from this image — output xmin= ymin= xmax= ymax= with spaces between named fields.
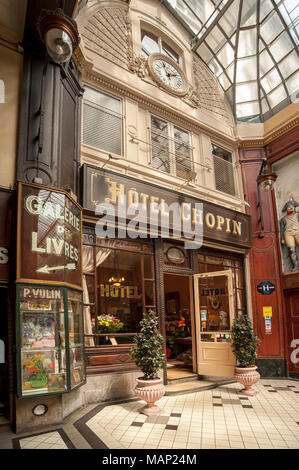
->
xmin=164 ymin=273 xmax=196 ymax=380
xmin=194 ymin=270 xmax=236 ymax=378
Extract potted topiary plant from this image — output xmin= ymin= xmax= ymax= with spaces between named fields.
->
xmin=130 ymin=309 xmax=166 ymax=416
xmin=231 ymin=313 xmax=261 ymax=396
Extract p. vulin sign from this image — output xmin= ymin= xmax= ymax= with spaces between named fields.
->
xmin=17 ymin=183 xmax=82 ymax=288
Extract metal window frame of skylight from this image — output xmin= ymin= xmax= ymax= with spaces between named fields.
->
xmin=162 ymin=0 xmax=299 ymax=123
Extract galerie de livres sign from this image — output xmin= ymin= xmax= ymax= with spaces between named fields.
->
xmin=17 ymin=182 xmax=82 ymax=287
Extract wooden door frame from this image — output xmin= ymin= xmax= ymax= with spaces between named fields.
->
xmin=193 ymin=269 xmax=236 ymax=377
xmin=163 ymin=272 xmax=196 ymax=376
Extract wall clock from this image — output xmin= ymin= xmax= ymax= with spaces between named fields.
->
xmin=166 ymin=246 xmax=186 ymax=264
xmin=148 ymin=53 xmax=189 ymax=96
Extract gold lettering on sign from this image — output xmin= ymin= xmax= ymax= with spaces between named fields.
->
xmin=96 ymin=177 xmax=245 ymax=239
xmin=128 ymin=189 xmax=139 ymax=207
xmin=192 ymin=207 xmax=203 ymax=225
xmin=100 ymin=284 xmax=141 ymax=299
xmin=140 ymin=193 xmax=149 ymax=209
xmin=105 ymin=178 xmax=125 ymax=204
xmin=150 ymin=196 xmax=159 ymax=214
xmin=232 ymin=220 xmax=242 ymax=236
xmin=225 ymin=218 xmax=231 ymax=233
xmin=216 ymin=215 xmax=225 ymax=231
xmin=206 ymin=212 xmax=215 ymax=229
xmin=181 ymin=203 xmax=191 ymax=222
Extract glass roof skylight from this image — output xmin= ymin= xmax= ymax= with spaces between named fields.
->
xmin=163 ymin=0 xmax=299 ymax=123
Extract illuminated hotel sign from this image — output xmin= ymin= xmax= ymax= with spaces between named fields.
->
xmin=17 ymin=182 xmax=82 ymax=288
xmin=82 ymin=165 xmax=252 ymax=248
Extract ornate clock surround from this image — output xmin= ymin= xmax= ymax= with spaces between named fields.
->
xmin=148 ymin=52 xmax=189 ymax=97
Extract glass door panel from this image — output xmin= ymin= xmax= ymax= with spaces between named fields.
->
xmin=194 ymin=270 xmax=236 ymax=378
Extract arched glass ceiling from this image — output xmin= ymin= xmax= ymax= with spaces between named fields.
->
xmin=163 ymin=0 xmax=299 ymax=123
xmin=76 ymin=0 xmax=298 ymax=123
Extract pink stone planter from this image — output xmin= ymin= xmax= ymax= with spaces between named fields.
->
xmin=235 ymin=366 xmax=260 ymax=396
xmin=134 ymin=377 xmax=165 ymax=416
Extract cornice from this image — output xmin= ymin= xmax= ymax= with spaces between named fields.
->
xmin=237 ymin=139 xmax=265 ymax=149
xmin=237 ymin=115 xmax=299 ymax=149
xmin=264 ymin=115 xmax=299 ymax=146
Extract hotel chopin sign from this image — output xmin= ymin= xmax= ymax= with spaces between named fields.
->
xmin=82 ymin=165 xmax=252 ymax=248
xmin=17 ymin=182 xmax=82 ymax=287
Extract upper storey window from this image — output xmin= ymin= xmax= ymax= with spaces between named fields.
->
xmin=141 ymin=30 xmax=179 ymax=63
xmin=212 ymin=144 xmax=236 ymax=197
xmin=151 ymin=115 xmax=193 ymax=180
xmin=82 ymin=87 xmax=123 ymax=156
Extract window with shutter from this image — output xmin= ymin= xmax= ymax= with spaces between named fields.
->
xmin=83 ymin=87 xmax=122 ymax=156
xmin=151 ymin=116 xmax=170 ymax=173
xmin=212 ymin=144 xmax=236 ymax=196
xmin=174 ymin=126 xmax=192 ymax=179
xmin=150 ymin=116 xmax=193 ymax=179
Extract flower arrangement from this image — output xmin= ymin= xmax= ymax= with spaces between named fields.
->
xmin=97 ymin=314 xmax=124 ymax=334
xmin=22 ymin=353 xmax=47 ymax=389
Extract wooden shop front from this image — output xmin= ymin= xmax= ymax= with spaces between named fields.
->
xmin=15 ymin=182 xmax=86 ymax=401
xmin=81 ymin=165 xmax=252 ymax=381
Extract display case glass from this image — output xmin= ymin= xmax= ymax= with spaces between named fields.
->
xmin=17 ymin=284 xmax=85 ymax=398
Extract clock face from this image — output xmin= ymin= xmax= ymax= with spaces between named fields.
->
xmin=153 ymin=59 xmax=183 ymax=91
xmin=148 ymin=53 xmax=188 ymax=96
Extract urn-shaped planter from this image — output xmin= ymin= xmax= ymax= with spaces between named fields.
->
xmin=134 ymin=377 xmax=165 ymax=416
xmin=234 ymin=366 xmax=260 ymax=396
xmin=130 ymin=310 xmax=166 ymax=416
xmin=231 ymin=314 xmax=261 ymax=396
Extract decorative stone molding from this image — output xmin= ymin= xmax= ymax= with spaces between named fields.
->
xmin=128 ymin=53 xmax=148 ymax=78
xmin=187 ymin=54 xmax=233 ymax=124
xmin=237 ymin=115 xmax=299 ymax=148
xmin=81 ymin=5 xmax=131 ymax=70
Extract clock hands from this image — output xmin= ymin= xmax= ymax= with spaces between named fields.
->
xmin=153 ymin=57 xmax=184 ymax=91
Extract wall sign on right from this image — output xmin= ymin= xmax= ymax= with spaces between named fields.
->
xmin=272 ymin=152 xmax=299 ymax=274
xmin=257 ymin=281 xmax=275 ymax=295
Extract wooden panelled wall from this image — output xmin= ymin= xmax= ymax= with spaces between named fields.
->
xmin=239 ymin=125 xmax=299 ymax=376
xmin=16 ymin=0 xmax=82 ymax=197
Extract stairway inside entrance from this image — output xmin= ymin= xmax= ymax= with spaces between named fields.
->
xmin=165 ymin=361 xmax=235 ymax=396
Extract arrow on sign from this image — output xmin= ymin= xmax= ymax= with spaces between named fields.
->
xmin=36 ymin=263 xmax=76 ymax=274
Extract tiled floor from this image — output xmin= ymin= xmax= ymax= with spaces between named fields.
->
xmin=1 ymin=379 xmax=299 ymax=450
xmin=16 ymin=431 xmax=69 ymax=449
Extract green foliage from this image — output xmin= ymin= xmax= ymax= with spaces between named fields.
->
xmin=231 ymin=314 xmax=260 ymax=368
xmin=167 ymin=330 xmax=186 ymax=355
xmin=130 ymin=309 xmax=165 ymax=380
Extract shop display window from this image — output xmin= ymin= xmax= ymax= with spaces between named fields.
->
xmin=197 ymin=251 xmax=246 ymax=344
xmin=83 ymin=236 xmax=155 ymax=347
xmin=17 ymin=284 xmax=85 ymax=398
xmin=198 ymin=251 xmax=246 ymax=317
